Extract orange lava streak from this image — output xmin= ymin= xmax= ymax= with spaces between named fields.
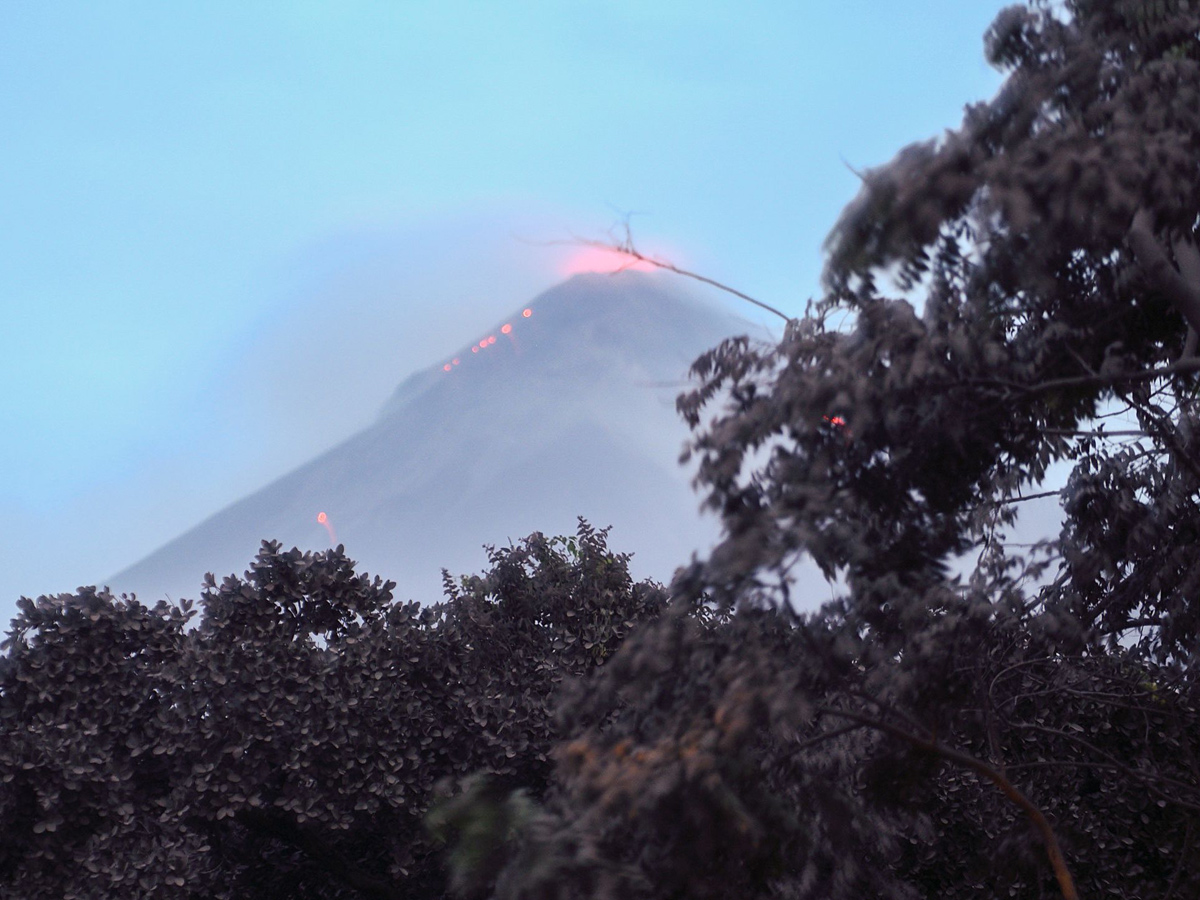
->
xmin=316 ymin=511 xmax=338 ymax=546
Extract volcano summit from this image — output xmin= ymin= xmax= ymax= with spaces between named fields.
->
xmin=109 ymin=271 xmax=769 ymax=602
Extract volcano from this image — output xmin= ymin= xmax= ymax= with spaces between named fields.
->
xmin=108 ymin=272 xmax=768 ymax=602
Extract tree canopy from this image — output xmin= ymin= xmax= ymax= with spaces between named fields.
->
xmin=471 ymin=2 xmax=1200 ymax=898
xmin=0 ymin=525 xmax=664 ymax=900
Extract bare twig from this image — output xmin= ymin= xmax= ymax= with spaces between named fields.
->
xmin=1036 ymin=428 xmax=1149 ymax=437
xmin=605 ymin=240 xmax=794 ymax=324
xmin=964 ymin=357 xmax=1200 ymax=396
xmin=792 ymin=721 xmax=871 ymax=753
xmin=538 ymin=222 xmax=796 ymax=325
xmin=970 ymin=489 xmax=1062 ymax=511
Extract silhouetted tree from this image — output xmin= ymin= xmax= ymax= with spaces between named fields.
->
xmin=0 ymin=522 xmax=665 ymax=900
xmin=463 ymin=2 xmax=1200 ymax=899
xmin=7 ymin=3 xmax=1200 ymax=898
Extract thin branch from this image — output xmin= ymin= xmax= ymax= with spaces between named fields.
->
xmin=1009 ymin=722 xmax=1200 ymax=814
xmin=1095 ymin=402 xmax=1139 ymax=419
xmin=844 ymin=688 xmax=933 ymax=738
xmin=614 ymin=245 xmax=793 ymax=324
xmin=1163 ymin=819 xmax=1194 ymax=900
xmin=984 ymin=692 xmax=1007 ymax=772
xmin=988 ymin=657 xmax=1058 ymax=709
xmin=550 ymin=223 xmax=796 ymax=325
xmin=792 ymin=721 xmax=871 ymax=753
xmin=1171 ymin=234 xmax=1200 ymax=284
xmin=816 ymin=705 xmax=1079 ymax=900
xmin=1171 ymin=237 xmax=1200 ymax=351
xmin=964 ymin=357 xmax=1200 ymax=396
xmin=974 ymin=489 xmax=1063 ymax=509
xmin=840 ymin=154 xmax=867 ymax=181
xmin=1113 ymin=382 xmax=1200 ymax=482
xmin=1036 ymin=428 xmax=1149 ymax=437
xmin=1098 ymin=617 xmax=1166 ymax=635
xmin=1004 ymin=759 xmax=1200 ymax=817
xmin=1128 ymin=208 xmax=1200 ymax=337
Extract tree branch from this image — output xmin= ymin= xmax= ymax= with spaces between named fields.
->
xmin=965 ymin=357 xmax=1200 ymax=396
xmin=973 ymin=489 xmax=1063 ymax=509
xmin=1009 ymin=722 xmax=1200 ymax=814
xmin=816 ymin=705 xmax=1079 ymax=900
xmin=1127 ymin=208 xmax=1200 ymax=337
xmin=792 ymin=721 xmax=871 ymax=753
xmin=1036 ymin=428 xmax=1149 ymax=437
xmin=1172 ymin=234 xmax=1200 ymax=300
xmin=575 ymin=227 xmax=796 ymax=325
xmin=1164 ymin=819 xmax=1194 ymax=900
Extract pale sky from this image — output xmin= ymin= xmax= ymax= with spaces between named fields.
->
xmin=0 ymin=1 xmax=1010 ymax=619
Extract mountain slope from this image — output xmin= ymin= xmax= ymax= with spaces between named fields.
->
xmin=109 ymin=272 xmax=767 ymax=602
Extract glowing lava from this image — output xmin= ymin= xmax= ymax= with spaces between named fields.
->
xmin=316 ymin=511 xmax=338 ymax=545
xmin=444 ymin=307 xmax=532 ymax=371
xmin=561 ymin=245 xmax=659 ymax=276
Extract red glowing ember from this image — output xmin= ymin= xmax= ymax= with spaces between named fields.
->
xmin=522 ymin=308 xmax=532 ymax=318
xmin=561 ymin=245 xmax=658 ymax=276
xmin=317 ymin=511 xmax=338 ymax=545
xmin=501 ymin=324 xmax=512 ymax=334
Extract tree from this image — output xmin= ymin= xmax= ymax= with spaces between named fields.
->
xmin=460 ymin=2 xmax=1200 ymax=898
xmin=0 ymin=522 xmax=665 ymax=900
xmin=8 ymin=4 xmax=1200 ymax=897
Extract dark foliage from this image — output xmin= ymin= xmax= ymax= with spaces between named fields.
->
xmin=454 ymin=2 xmax=1200 ymax=899
xmin=0 ymin=522 xmax=665 ymax=900
xmin=6 ymin=3 xmax=1200 ymax=898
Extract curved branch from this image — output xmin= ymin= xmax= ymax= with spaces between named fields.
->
xmin=1010 ymin=722 xmax=1200 ymax=814
xmin=1127 ymin=208 xmax=1200 ymax=337
xmin=572 ymin=226 xmax=796 ymax=325
xmin=817 ymin=705 xmax=1079 ymax=900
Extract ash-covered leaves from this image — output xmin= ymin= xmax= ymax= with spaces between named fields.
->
xmin=465 ymin=3 xmax=1200 ymax=899
xmin=0 ymin=523 xmax=665 ymax=900
xmin=7 ymin=5 xmax=1200 ymax=899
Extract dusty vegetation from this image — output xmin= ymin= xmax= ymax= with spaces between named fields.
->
xmin=5 ymin=1 xmax=1200 ymax=897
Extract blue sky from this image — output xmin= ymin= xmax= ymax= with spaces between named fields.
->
xmin=0 ymin=1 xmax=1010 ymax=614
